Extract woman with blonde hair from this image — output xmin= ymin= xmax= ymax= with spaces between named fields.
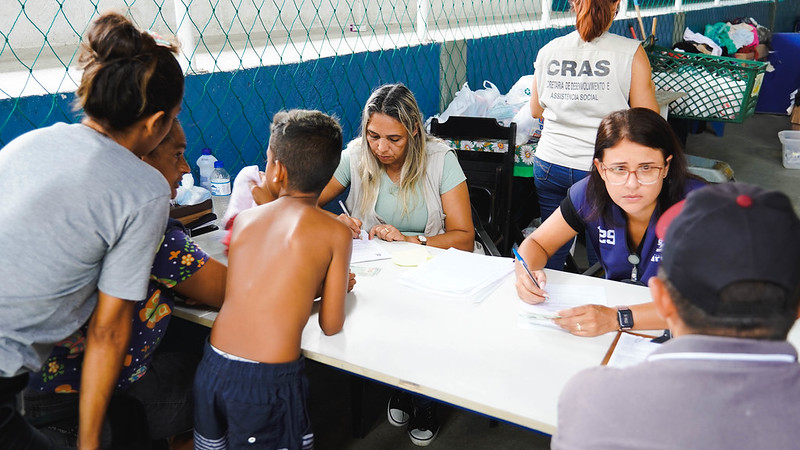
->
xmin=530 ymin=0 xmax=659 ymax=270
xmin=320 ymin=83 xmax=474 ymax=252
xmin=317 ymin=83 xmax=473 ymax=445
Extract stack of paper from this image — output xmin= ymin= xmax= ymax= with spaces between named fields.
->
xmin=518 ymin=284 xmax=608 ymax=330
xmin=351 ymin=231 xmax=391 ymax=264
xmin=397 ymin=248 xmax=514 ymax=303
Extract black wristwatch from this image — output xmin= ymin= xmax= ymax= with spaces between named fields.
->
xmin=617 ymin=307 xmax=634 ymax=330
xmin=418 ymin=235 xmax=428 ymax=246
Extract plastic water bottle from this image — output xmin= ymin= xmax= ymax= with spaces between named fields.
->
xmin=196 ymin=148 xmax=217 ymax=191
xmin=210 ymin=161 xmax=231 ymax=227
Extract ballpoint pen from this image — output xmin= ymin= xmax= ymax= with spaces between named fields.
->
xmin=512 ymin=247 xmax=544 ymax=292
xmin=339 ymin=200 xmax=366 ymax=239
xmin=338 ymin=200 xmax=351 ymax=217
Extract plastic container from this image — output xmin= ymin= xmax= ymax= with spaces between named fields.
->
xmin=196 ymin=148 xmax=217 ymax=191
xmin=686 ymin=154 xmax=735 ymax=183
xmin=210 ymin=161 xmax=231 ymax=226
xmin=779 ymin=130 xmax=800 ymax=169
xmin=647 ymin=46 xmax=767 ymax=123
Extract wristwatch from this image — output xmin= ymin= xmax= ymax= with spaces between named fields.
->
xmin=617 ymin=306 xmax=634 ymax=330
xmin=418 ymin=235 xmax=428 ymax=246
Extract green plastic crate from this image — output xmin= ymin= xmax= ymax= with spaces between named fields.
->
xmin=647 ymin=46 xmax=767 ymax=123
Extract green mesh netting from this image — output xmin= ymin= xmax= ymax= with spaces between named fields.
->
xmin=0 ymin=0 xmax=794 ymax=177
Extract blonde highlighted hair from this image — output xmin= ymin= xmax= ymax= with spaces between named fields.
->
xmin=355 ymin=83 xmax=427 ymax=218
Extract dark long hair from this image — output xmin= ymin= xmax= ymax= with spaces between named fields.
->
xmin=76 ymin=13 xmax=184 ymax=131
xmin=586 ymin=108 xmax=696 ymax=224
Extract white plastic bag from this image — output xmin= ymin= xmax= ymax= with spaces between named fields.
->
xmin=175 ymin=173 xmax=212 ymax=205
xmin=506 ymin=75 xmax=535 ymax=108
xmin=472 ymin=81 xmax=502 ymax=117
xmin=439 ymin=83 xmax=478 ymax=122
xmin=511 ymin=100 xmax=544 ymax=145
xmin=487 ymin=95 xmax=517 ymax=126
xmin=439 ymin=81 xmax=502 ymax=123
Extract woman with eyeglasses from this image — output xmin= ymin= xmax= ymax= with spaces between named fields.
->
xmin=530 ymin=0 xmax=659 ymax=271
xmin=515 ymin=108 xmax=705 ymax=336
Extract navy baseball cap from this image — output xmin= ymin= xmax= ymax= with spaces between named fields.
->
xmin=656 ymin=183 xmax=800 ymax=315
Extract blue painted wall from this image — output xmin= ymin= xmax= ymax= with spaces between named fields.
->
xmin=0 ymin=44 xmax=441 ymax=181
xmin=0 ymin=1 xmax=792 ymax=179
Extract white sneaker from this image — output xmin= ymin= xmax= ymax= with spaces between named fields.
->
xmin=387 ymin=392 xmax=412 ymax=427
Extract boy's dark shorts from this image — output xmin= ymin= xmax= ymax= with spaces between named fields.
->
xmin=193 ymin=340 xmax=313 ymax=449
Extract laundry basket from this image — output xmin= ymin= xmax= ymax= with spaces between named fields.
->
xmin=647 ymin=47 xmax=767 ymax=123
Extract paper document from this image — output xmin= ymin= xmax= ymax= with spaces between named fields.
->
xmin=350 ymin=231 xmax=391 ymax=263
xmin=606 ymin=333 xmax=661 ymax=368
xmin=398 ymin=248 xmax=514 ymax=303
xmin=518 ymin=283 xmax=608 ymax=329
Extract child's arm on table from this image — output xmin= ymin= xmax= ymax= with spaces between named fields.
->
xmin=318 ymin=228 xmax=353 ymax=335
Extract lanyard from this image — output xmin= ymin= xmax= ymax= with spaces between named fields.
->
xmin=627 ymin=253 xmax=640 ymax=282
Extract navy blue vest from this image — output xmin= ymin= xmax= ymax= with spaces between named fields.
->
xmin=566 ymin=177 xmax=705 ymax=284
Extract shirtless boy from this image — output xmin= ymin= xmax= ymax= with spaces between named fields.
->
xmin=193 ymin=109 xmax=352 ymax=450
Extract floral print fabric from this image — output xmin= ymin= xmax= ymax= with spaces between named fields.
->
xmin=28 ymin=219 xmax=209 ymax=392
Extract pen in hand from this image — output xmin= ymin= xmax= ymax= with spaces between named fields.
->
xmin=512 ymin=247 xmax=546 ymax=296
xmin=338 ymin=200 xmax=364 ymax=239
xmin=338 ymin=200 xmax=351 ymax=217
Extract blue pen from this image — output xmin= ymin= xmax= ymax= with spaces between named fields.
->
xmin=512 ymin=247 xmax=543 ymax=291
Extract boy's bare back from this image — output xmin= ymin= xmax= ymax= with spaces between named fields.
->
xmin=211 ymin=196 xmax=352 ymax=363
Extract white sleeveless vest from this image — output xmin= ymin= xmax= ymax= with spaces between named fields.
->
xmin=345 ymin=137 xmax=450 ymax=236
xmin=534 ymin=31 xmax=640 ymax=170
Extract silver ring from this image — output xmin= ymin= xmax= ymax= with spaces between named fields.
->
xmin=576 ymin=323 xmax=582 ymax=332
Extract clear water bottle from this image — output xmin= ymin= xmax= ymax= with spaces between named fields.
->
xmin=196 ymin=148 xmax=217 ymax=191
xmin=210 ymin=161 xmax=231 ymax=227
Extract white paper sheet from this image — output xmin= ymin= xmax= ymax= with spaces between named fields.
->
xmin=398 ymin=248 xmax=514 ymax=303
xmin=606 ymin=333 xmax=661 ymax=368
xmin=518 ymin=283 xmax=608 ymax=329
xmin=350 ymin=232 xmax=391 ymax=263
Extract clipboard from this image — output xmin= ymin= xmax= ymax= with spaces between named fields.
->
xmin=601 ymin=330 xmax=663 ymax=365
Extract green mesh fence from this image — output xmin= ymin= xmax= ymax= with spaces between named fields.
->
xmin=0 ymin=0 xmax=796 ymax=178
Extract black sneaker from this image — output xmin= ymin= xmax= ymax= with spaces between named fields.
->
xmin=407 ymin=403 xmax=439 ymax=447
xmin=387 ymin=391 xmax=412 ymax=427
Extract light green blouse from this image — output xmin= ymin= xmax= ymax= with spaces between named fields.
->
xmin=333 ymin=149 xmax=465 ymax=234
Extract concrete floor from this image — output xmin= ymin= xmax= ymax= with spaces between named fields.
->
xmin=684 ymin=114 xmax=800 ymax=216
xmin=308 ymin=113 xmax=800 ymax=450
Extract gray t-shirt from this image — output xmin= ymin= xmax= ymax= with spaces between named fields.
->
xmin=0 ymin=122 xmax=170 ymax=376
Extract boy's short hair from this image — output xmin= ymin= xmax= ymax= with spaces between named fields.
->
xmin=269 ymin=109 xmax=343 ymax=194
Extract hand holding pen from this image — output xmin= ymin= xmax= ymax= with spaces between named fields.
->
xmin=338 ymin=200 xmax=363 ymax=238
xmin=512 ymin=247 xmax=549 ymax=304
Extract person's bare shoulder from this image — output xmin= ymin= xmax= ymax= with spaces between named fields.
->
xmin=227 ymin=203 xmax=279 ymax=251
xmin=309 ymin=207 xmax=353 ymax=250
